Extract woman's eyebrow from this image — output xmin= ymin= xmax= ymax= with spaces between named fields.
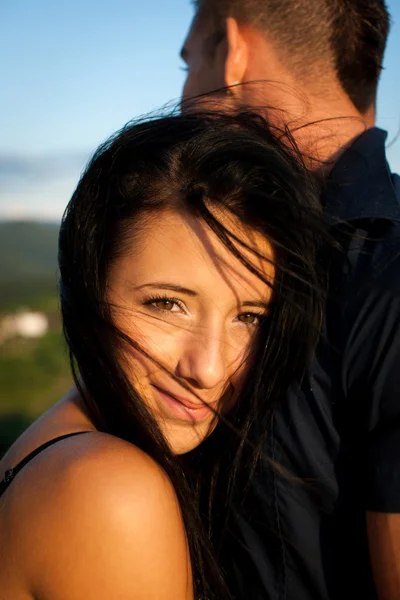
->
xmin=242 ymin=300 xmax=270 ymax=310
xmin=135 ymin=282 xmax=198 ymax=297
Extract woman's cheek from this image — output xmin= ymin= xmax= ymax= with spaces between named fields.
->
xmin=120 ymin=320 xmax=182 ymax=381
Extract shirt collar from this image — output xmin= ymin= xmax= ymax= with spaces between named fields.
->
xmin=324 ymin=127 xmax=400 ymax=223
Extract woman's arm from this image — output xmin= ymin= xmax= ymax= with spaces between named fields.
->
xmin=367 ymin=512 xmax=400 ymax=600
xmin=23 ymin=435 xmax=193 ymax=600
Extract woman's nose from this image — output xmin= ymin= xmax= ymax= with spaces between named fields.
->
xmin=175 ymin=326 xmax=227 ymax=391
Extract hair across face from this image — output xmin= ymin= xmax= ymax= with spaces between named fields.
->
xmin=59 ymin=111 xmax=326 ymax=441
xmin=58 ymin=110 xmax=328 ymax=600
xmin=193 ymin=0 xmax=390 ymax=112
xmin=107 ymin=207 xmax=274 ymax=454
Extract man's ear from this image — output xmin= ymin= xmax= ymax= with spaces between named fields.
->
xmin=224 ymin=17 xmax=249 ymax=88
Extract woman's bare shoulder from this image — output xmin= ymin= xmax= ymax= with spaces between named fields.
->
xmin=48 ymin=431 xmax=178 ymax=514
xmin=19 ymin=429 xmax=184 ymax=536
xmin=5 ymin=432 xmax=193 ymax=599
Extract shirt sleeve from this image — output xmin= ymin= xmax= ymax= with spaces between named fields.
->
xmin=342 ymin=272 xmax=400 ymax=513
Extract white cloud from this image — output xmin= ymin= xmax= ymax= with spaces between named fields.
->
xmin=0 ymin=152 xmax=89 ymax=220
xmin=0 ymin=174 xmax=80 ymax=220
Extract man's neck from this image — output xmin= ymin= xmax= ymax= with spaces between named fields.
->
xmin=253 ymin=92 xmax=370 ymax=171
xmin=239 ymin=63 xmax=374 ymax=171
xmin=289 ymin=113 xmax=371 ymax=173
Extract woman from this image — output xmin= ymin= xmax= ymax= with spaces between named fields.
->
xmin=0 ymin=110 xmax=327 ymax=599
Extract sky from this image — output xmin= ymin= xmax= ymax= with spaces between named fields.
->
xmin=1 ymin=0 xmax=399 ymax=221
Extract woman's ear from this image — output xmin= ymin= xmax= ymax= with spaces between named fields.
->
xmin=224 ymin=17 xmax=249 ymax=90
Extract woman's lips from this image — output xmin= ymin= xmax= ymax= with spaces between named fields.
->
xmin=153 ymin=385 xmax=217 ymax=423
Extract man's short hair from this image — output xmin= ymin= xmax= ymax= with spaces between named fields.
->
xmin=194 ymin=0 xmax=390 ymax=113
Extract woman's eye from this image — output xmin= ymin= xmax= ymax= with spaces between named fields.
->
xmin=153 ymin=299 xmax=176 ymax=311
xmin=237 ymin=313 xmax=259 ymax=325
xmin=144 ymin=296 xmax=185 ymax=314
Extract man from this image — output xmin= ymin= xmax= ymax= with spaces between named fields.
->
xmin=180 ymin=2 xmax=400 ymax=599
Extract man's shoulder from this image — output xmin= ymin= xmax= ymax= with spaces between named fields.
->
xmin=325 ymin=127 xmax=400 ymax=223
xmin=325 ymin=157 xmax=400 ymax=355
xmin=326 ymin=129 xmax=400 ymax=295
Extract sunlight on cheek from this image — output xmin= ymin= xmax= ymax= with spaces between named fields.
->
xmin=112 ymin=304 xmax=179 ymax=355
xmin=229 ymin=327 xmax=258 ymax=368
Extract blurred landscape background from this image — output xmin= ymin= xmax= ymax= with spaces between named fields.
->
xmin=0 ymin=221 xmax=71 ymax=453
xmin=0 ymin=221 xmax=70 ymax=453
xmin=1 ymin=0 xmax=400 ymax=455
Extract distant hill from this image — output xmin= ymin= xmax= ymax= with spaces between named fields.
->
xmin=0 ymin=222 xmax=73 ymax=437
xmin=0 ymin=221 xmax=60 ymax=309
xmin=0 ymin=221 xmax=59 ymax=282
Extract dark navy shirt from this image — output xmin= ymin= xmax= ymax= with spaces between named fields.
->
xmin=225 ymin=128 xmax=400 ymax=600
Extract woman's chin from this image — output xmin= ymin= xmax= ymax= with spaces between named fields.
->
xmin=162 ymin=419 xmax=216 ymax=455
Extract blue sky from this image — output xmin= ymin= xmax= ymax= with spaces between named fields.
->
xmin=1 ymin=0 xmax=399 ymax=220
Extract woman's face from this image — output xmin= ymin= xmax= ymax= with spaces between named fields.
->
xmin=107 ymin=208 xmax=274 ymax=454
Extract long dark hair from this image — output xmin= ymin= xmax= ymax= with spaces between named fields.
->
xmin=59 ymin=110 xmax=328 ymax=599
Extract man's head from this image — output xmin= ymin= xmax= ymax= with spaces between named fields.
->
xmin=181 ymin=0 xmax=390 ymax=118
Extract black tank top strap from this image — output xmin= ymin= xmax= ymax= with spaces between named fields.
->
xmin=0 ymin=431 xmax=91 ymax=499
